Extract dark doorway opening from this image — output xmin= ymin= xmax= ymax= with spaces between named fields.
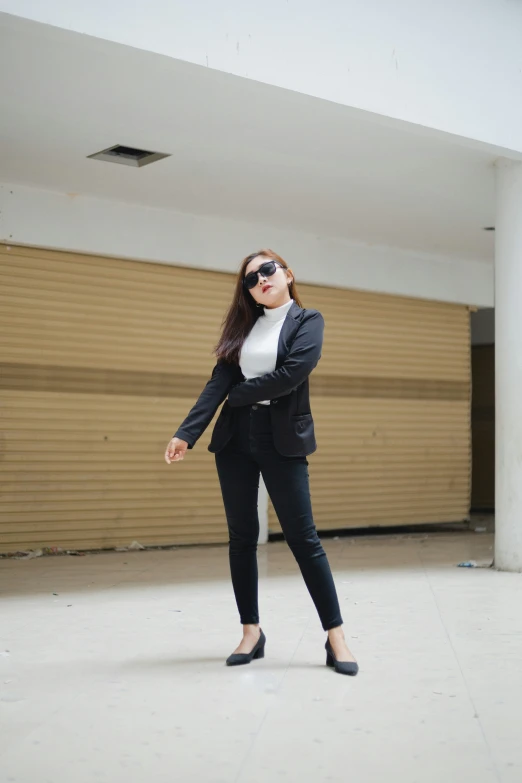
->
xmin=470 ymin=309 xmax=495 ymax=512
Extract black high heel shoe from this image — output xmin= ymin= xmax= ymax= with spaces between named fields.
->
xmin=325 ymin=639 xmax=359 ymax=676
xmin=226 ymin=629 xmax=266 ymax=666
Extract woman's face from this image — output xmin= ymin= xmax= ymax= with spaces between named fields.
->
xmin=244 ymin=256 xmax=293 ymax=309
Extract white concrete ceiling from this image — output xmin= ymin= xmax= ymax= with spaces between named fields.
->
xmin=0 ymin=13 xmax=496 ymax=262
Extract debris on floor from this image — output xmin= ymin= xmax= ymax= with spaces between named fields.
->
xmin=2 ymin=546 xmax=97 ymax=559
xmin=1 ymin=546 xmax=76 ymax=559
xmin=0 ymin=542 xmax=173 ymax=559
xmin=113 ymin=541 xmax=147 ymax=552
xmin=457 ymin=560 xmax=493 ymax=569
xmin=9 ymin=549 xmax=44 ymax=560
xmin=114 ymin=541 xmax=146 ymax=552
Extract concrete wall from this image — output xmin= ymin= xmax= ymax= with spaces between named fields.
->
xmin=0 ymin=182 xmax=493 ymax=307
xmin=2 ymin=0 xmax=521 ymax=154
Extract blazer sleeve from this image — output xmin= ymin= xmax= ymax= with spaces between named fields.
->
xmin=173 ymin=360 xmax=239 ymax=448
xmin=227 ymin=310 xmax=324 ymax=407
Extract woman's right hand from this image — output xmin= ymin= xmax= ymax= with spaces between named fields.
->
xmin=164 ymin=437 xmax=189 ymax=465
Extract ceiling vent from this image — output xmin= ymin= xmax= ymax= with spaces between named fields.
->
xmin=87 ymin=145 xmax=170 ymax=168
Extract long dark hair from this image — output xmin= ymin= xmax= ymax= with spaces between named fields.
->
xmin=215 ymin=249 xmax=303 ymax=364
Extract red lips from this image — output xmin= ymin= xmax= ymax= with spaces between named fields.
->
xmin=262 ymin=284 xmax=272 ymax=293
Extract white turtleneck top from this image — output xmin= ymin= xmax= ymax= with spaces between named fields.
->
xmin=239 ymin=299 xmax=294 ymax=405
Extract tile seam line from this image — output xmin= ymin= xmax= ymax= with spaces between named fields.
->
xmin=418 ymin=548 xmax=502 ymax=783
xmin=233 ymin=619 xmax=311 ymax=783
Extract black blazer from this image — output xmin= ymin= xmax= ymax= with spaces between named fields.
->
xmin=174 ymin=302 xmax=324 ymax=457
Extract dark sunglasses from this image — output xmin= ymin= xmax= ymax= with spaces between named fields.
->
xmin=243 ymin=260 xmax=284 ymax=290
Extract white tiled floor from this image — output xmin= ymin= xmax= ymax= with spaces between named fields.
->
xmin=1 ymin=530 xmax=521 ymax=783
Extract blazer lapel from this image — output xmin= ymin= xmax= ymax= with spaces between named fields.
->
xmin=276 ymin=302 xmax=303 ymax=369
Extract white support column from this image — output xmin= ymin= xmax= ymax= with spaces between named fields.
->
xmin=495 ymin=159 xmax=522 ymax=572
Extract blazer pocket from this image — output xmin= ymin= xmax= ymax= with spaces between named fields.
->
xmin=293 ymin=413 xmax=313 ymax=431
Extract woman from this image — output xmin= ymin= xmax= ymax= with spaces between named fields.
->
xmin=164 ymin=250 xmax=358 ymax=676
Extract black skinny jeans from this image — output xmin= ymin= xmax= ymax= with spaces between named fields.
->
xmin=215 ymin=404 xmax=343 ymax=631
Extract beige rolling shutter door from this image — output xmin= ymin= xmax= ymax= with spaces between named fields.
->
xmin=0 ymin=244 xmax=234 ymax=553
xmin=269 ymin=284 xmax=470 ymax=532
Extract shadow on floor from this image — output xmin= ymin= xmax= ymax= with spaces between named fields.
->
xmin=0 ymin=529 xmax=495 ymax=599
